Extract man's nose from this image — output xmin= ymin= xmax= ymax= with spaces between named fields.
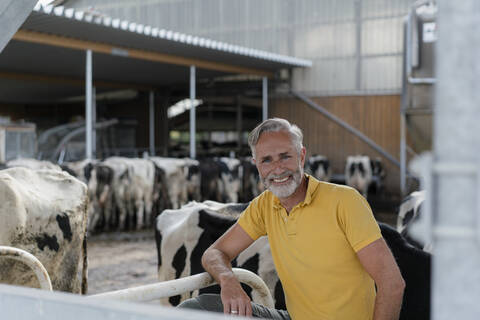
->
xmin=271 ymin=160 xmax=285 ymax=174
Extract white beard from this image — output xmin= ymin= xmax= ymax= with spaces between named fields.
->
xmin=263 ymin=165 xmax=303 ymax=199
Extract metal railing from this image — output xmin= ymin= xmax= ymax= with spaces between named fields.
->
xmin=90 ymin=268 xmax=274 ymax=308
xmin=0 ymin=246 xmax=52 ymax=291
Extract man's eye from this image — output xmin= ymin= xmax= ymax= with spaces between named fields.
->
xmin=281 ymin=155 xmax=291 ymax=159
xmin=262 ymin=159 xmax=271 ymax=163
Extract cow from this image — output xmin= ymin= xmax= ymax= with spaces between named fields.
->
xmin=239 ymin=157 xmax=264 ymax=202
xmin=345 ymin=155 xmax=385 ymax=198
xmin=183 ymin=158 xmax=202 ymax=202
xmin=0 ymin=167 xmax=88 ymax=294
xmin=154 ymin=200 xmax=285 ymax=309
xmin=102 ymin=157 xmax=155 ymax=230
xmin=305 ymin=155 xmax=331 ymax=182
xmin=149 ymin=157 xmax=189 ymax=210
xmin=396 ymin=190 xmax=429 ymax=251
xmin=379 ymin=222 xmax=431 ymax=320
xmin=216 ymin=157 xmax=242 ymax=203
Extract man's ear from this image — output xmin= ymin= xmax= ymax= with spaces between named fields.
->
xmin=300 ymin=147 xmax=307 ymax=165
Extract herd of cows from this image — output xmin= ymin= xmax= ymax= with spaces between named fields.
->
xmin=0 ymin=155 xmax=430 ymax=320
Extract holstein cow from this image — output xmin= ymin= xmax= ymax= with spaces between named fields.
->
xmin=305 ymin=155 xmax=331 ymax=182
xmin=0 ymin=167 xmax=88 ymax=294
xmin=155 ymin=200 xmax=285 ymax=309
xmin=379 ymin=222 xmax=431 ymax=320
xmin=149 ymin=157 xmax=189 ymax=210
xmin=216 ymin=157 xmax=242 ymax=203
xmin=239 ymin=157 xmax=264 ymax=202
xmin=102 ymin=157 xmax=155 ymax=230
xmin=181 ymin=158 xmax=201 ymax=202
xmin=396 ymin=190 xmax=429 ymax=251
xmin=345 ymin=155 xmax=385 ymax=198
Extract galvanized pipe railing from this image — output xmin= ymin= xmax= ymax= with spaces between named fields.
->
xmin=0 ymin=246 xmax=52 ymax=291
xmin=89 ymin=268 xmax=275 ymax=308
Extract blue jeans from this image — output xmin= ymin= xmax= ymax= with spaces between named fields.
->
xmin=178 ymin=294 xmax=290 ymax=319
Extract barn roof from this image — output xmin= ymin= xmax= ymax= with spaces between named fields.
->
xmin=0 ymin=4 xmax=312 ymax=104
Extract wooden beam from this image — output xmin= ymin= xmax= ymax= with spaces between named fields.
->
xmin=0 ymin=71 xmax=154 ymax=90
xmin=13 ymin=30 xmax=273 ymax=77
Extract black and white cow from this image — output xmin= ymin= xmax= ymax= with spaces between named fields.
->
xmin=149 ymin=157 xmax=189 ymax=210
xmin=239 ymin=157 xmax=264 ymax=202
xmin=305 ymin=155 xmax=331 ymax=182
xmin=183 ymin=158 xmax=202 ymax=202
xmin=0 ymin=167 xmax=88 ymax=294
xmin=396 ymin=190 xmax=429 ymax=251
xmin=102 ymin=157 xmax=155 ymax=230
xmin=216 ymin=157 xmax=242 ymax=203
xmin=155 ymin=200 xmax=285 ymax=309
xmin=379 ymin=222 xmax=431 ymax=320
xmin=345 ymin=155 xmax=385 ymax=198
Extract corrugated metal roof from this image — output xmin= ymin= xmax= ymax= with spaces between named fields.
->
xmin=26 ymin=4 xmax=312 ymax=69
xmin=0 ymin=4 xmax=311 ymax=104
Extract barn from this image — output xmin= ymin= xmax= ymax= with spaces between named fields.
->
xmin=2 ymin=1 xmax=476 ymax=320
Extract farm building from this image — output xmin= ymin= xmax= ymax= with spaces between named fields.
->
xmin=0 ymin=0 xmax=422 ymax=198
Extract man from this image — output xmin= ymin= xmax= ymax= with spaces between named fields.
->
xmin=179 ymin=118 xmax=405 ymax=319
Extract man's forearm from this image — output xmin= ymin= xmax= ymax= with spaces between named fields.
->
xmin=372 ymin=286 xmax=404 ymax=320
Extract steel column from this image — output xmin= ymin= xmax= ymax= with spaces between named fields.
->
xmin=92 ymin=86 xmax=96 ymax=158
xmin=262 ymin=77 xmax=268 ymax=120
xmin=85 ymin=49 xmax=92 ymax=160
xmin=149 ymin=91 xmax=155 ymax=156
xmin=431 ymin=1 xmax=480 ymax=318
xmin=189 ymin=65 xmax=196 ymax=159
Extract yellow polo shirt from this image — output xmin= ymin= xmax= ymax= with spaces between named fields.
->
xmin=237 ymin=175 xmax=381 ymax=320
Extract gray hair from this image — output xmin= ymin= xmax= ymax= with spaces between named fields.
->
xmin=248 ymin=118 xmax=304 ymax=158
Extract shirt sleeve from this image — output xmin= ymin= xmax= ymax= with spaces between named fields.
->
xmin=237 ymin=195 xmax=267 ymax=241
xmin=338 ymin=187 xmax=382 ymax=252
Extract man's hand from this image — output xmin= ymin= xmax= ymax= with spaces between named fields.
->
xmin=219 ymin=273 xmax=252 ymax=316
xmin=201 ymin=223 xmax=255 ymax=316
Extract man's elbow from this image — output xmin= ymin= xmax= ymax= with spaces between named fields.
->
xmin=201 ymin=248 xmax=213 ymax=270
xmin=393 ymin=274 xmax=406 ymax=298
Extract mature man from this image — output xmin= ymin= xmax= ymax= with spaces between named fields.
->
xmin=179 ymin=118 xmax=405 ymax=319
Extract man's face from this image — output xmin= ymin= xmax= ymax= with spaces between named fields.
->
xmin=253 ymin=131 xmax=306 ymax=199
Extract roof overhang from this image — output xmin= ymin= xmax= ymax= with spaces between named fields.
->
xmin=0 ymin=4 xmax=312 ymax=104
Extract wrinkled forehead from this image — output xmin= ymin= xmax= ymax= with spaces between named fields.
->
xmin=254 ymin=131 xmax=297 ymax=158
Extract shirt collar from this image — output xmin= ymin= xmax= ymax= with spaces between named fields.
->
xmin=271 ymin=173 xmax=320 ymax=209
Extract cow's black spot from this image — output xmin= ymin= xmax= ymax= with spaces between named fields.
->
xmin=35 ymin=234 xmax=59 ymax=252
xmin=56 ymin=213 xmax=72 ymax=242
xmin=403 ymin=209 xmax=415 ymax=226
xmin=155 ymin=228 xmax=163 ymax=267
xmin=274 ymin=280 xmax=286 ymax=310
xmin=358 ymin=162 xmax=365 ymax=177
xmin=169 ymin=295 xmax=181 ymax=306
xmin=84 ymin=163 xmax=94 ymax=182
xmin=349 ymin=163 xmax=356 ymax=177
xmin=173 ymin=245 xmax=187 ymax=279
xmin=379 ymin=222 xmax=431 ymax=320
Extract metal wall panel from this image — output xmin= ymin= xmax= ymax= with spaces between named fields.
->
xmin=67 ymin=0 xmax=416 ymax=95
